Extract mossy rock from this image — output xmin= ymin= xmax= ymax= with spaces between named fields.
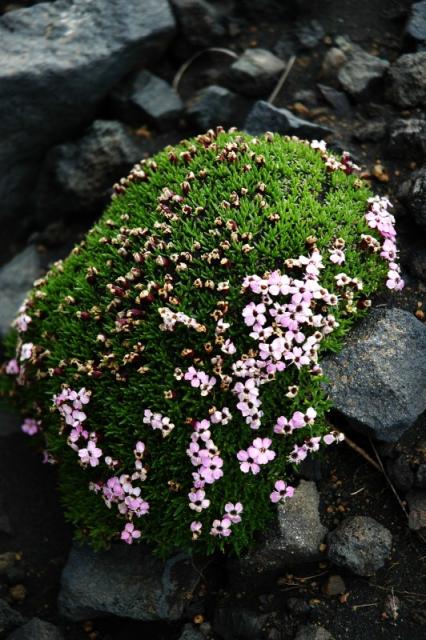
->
xmin=1 ymin=129 xmax=401 ymax=556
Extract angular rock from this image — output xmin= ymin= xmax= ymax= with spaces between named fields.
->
xmin=294 ymin=625 xmax=334 ymax=640
xmin=245 ymin=101 xmax=331 ymax=138
xmin=322 ymin=308 xmax=426 ymax=442
xmin=352 ymin=119 xmax=387 ymax=142
xmin=318 ymin=84 xmax=352 ymax=116
xmin=337 ymin=49 xmax=389 ymax=99
xmin=111 ymin=71 xmax=183 ymax=130
xmin=327 ymin=516 xmax=392 ymax=577
xmin=387 ymin=455 xmax=415 ymax=492
xmin=187 ymin=85 xmax=248 ymax=130
xmin=294 ymin=19 xmax=325 ymax=49
xmin=229 ymin=481 xmax=327 ymax=586
xmin=58 ymin=543 xmax=202 ymax=621
xmin=34 ymin=120 xmax=145 ymax=223
xmin=177 ymin=623 xmax=204 ymax=640
xmin=0 ymin=246 xmax=43 ymax=338
xmin=321 ymin=47 xmax=348 ymax=79
xmin=214 ymin=606 xmax=269 ymax=640
xmin=0 ymin=599 xmax=24 ymax=635
xmin=388 ymin=118 xmax=426 ymax=160
xmin=387 ymin=52 xmax=426 ymax=107
xmin=406 ymin=491 xmax=426 ymax=533
xmin=0 ymin=0 xmax=175 ymax=220
xmin=227 ymin=48 xmax=286 ymax=97
xmin=398 ymin=167 xmax=426 ymax=229
xmin=7 ymin=618 xmax=63 ymax=640
xmin=406 ymin=1 xmax=426 ymax=50
xmin=171 ymin=0 xmax=225 ymax=49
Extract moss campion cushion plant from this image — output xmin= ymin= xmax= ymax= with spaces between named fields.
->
xmin=1 ymin=128 xmax=403 ymax=556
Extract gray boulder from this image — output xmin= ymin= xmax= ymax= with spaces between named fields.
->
xmin=294 ymin=625 xmax=335 ymax=640
xmin=327 ymin=516 xmax=392 ymax=576
xmin=227 ymin=48 xmax=286 ymax=97
xmin=388 ymin=118 xmax=426 ymax=160
xmin=337 ymin=49 xmax=389 ymax=99
xmin=245 ymin=101 xmax=331 ymax=138
xmin=0 ymin=246 xmax=43 ymax=339
xmin=387 ymin=52 xmax=426 ymax=107
xmin=0 ymin=599 xmax=24 ymax=635
xmin=0 ymin=0 xmax=175 ymax=221
xmin=187 ymin=85 xmax=248 ymax=130
xmin=58 ymin=543 xmax=202 ymax=621
xmin=34 ymin=120 xmax=145 ymax=222
xmin=398 ymin=167 xmax=426 ymax=229
xmin=7 ymin=618 xmax=63 ymax=640
xmin=171 ymin=0 xmax=225 ymax=49
xmin=322 ymin=308 xmax=426 ymax=443
xmin=111 ymin=71 xmax=183 ymax=130
xmin=229 ymin=480 xmax=327 ymax=586
xmin=406 ymin=0 xmax=426 ymax=50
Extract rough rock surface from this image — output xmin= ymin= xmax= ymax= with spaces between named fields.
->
xmin=111 ymin=71 xmax=183 ymax=130
xmin=0 ymin=246 xmax=43 ymax=339
xmin=58 ymin=543 xmax=202 ymax=621
xmin=35 ymin=120 xmax=145 ymax=222
xmin=387 ymin=52 xmax=426 ymax=107
xmin=0 ymin=0 xmax=176 ymax=220
xmin=294 ymin=625 xmax=335 ymax=640
xmin=229 ymin=481 xmax=327 ymax=585
xmin=7 ymin=618 xmax=64 ymax=640
xmin=322 ymin=308 xmax=426 ymax=442
xmin=398 ymin=167 xmax=426 ymax=229
xmin=388 ymin=118 xmax=426 ymax=160
xmin=337 ymin=49 xmax=389 ymax=99
xmin=187 ymin=85 xmax=247 ymax=130
xmin=0 ymin=599 xmax=25 ymax=635
xmin=226 ymin=48 xmax=286 ymax=96
xmin=406 ymin=0 xmax=426 ymax=50
xmin=245 ymin=101 xmax=331 ymax=138
xmin=327 ymin=516 xmax=392 ymax=576
xmin=214 ymin=606 xmax=269 ymax=640
xmin=177 ymin=624 xmax=204 ymax=640
xmin=171 ymin=0 xmax=225 ymax=49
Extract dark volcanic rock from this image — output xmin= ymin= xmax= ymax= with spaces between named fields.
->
xmin=187 ymin=85 xmax=248 ymax=130
xmin=7 ymin=618 xmax=63 ymax=640
xmin=387 ymin=454 xmax=415 ymax=492
xmin=229 ymin=480 xmax=327 ymax=586
xmin=0 ymin=0 xmax=175 ymax=221
xmin=327 ymin=516 xmax=392 ymax=576
xmin=387 ymin=52 xmax=426 ymax=107
xmin=388 ymin=118 xmax=426 ymax=160
xmin=337 ymin=49 xmax=389 ymax=99
xmin=171 ymin=0 xmax=225 ymax=49
xmin=58 ymin=543 xmax=202 ymax=621
xmin=214 ymin=606 xmax=269 ymax=640
xmin=35 ymin=120 xmax=145 ymax=223
xmin=0 ymin=246 xmax=43 ymax=339
xmin=322 ymin=308 xmax=426 ymax=442
xmin=406 ymin=0 xmax=426 ymax=50
xmin=245 ymin=101 xmax=331 ymax=138
xmin=294 ymin=625 xmax=335 ymax=640
xmin=226 ymin=48 xmax=286 ymax=97
xmin=0 ymin=599 xmax=24 ymax=635
xmin=111 ymin=71 xmax=183 ymax=130
xmin=294 ymin=19 xmax=325 ymax=49
xmin=398 ymin=167 xmax=426 ymax=229
xmin=0 ymin=411 xmax=20 ymax=438
xmin=353 ymin=119 xmax=387 ymax=142
xmin=318 ymin=84 xmax=352 ymax=116
xmin=177 ymin=624 xmax=204 ymax=640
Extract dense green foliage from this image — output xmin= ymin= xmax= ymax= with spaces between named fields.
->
xmin=1 ymin=129 xmax=392 ymax=556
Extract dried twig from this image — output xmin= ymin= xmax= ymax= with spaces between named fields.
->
xmin=172 ymin=47 xmax=238 ymax=93
xmin=369 ymin=437 xmax=409 ymax=518
xmin=352 ymin=602 xmax=378 ymax=610
xmin=342 ymin=433 xmax=382 ymax=472
xmin=268 ymin=55 xmax=296 ymax=105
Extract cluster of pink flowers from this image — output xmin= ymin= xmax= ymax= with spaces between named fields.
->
xmin=143 ymin=409 xmax=175 ymax=437
xmin=158 ymin=307 xmax=205 ymax=332
xmin=210 ymin=502 xmax=243 ymax=538
xmin=310 ymin=140 xmax=360 ymax=174
xmin=183 ymin=366 xmax=216 ymax=396
xmin=53 ymin=387 xmax=103 ymax=467
xmin=365 ymin=196 xmax=404 ymax=291
xmin=237 ymin=437 xmax=276 ymax=474
xmin=274 ymin=407 xmax=316 ymax=435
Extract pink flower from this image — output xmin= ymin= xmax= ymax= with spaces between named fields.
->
xmin=242 ymin=302 xmax=267 ymax=327
xmin=288 ymin=444 xmax=308 ymax=464
xmin=329 ymin=249 xmax=345 ymax=265
xmin=199 ymin=456 xmax=224 ymax=483
xmin=21 ymin=418 xmax=40 ymax=436
xmin=20 ymin=342 xmax=34 ymax=361
xmin=121 ymin=522 xmax=141 ymax=544
xmin=270 ymin=480 xmax=295 ymax=503
xmin=224 ymin=502 xmax=243 ymax=524
xmin=210 ymin=518 xmax=232 ymax=537
xmin=14 ymin=313 xmax=31 ymax=332
xmin=248 ymin=437 xmax=276 ymax=465
xmin=5 ymin=359 xmax=19 ymax=375
xmin=191 ymin=521 xmax=202 ymax=539
xmin=188 ymin=489 xmax=210 ymax=512
xmin=78 ymin=440 xmax=103 ymax=467
xmin=237 ymin=449 xmax=261 ymax=474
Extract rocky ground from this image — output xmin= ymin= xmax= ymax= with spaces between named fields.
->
xmin=0 ymin=0 xmax=426 ymax=639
